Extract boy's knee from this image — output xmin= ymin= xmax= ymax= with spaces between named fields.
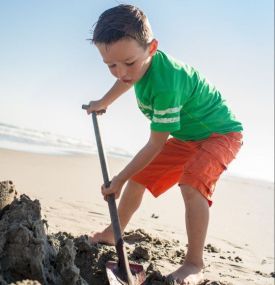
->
xmin=127 ymin=179 xmax=146 ymax=192
xmin=180 ymin=184 xmax=201 ymax=201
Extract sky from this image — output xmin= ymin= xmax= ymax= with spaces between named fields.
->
xmin=0 ymin=0 xmax=274 ymax=181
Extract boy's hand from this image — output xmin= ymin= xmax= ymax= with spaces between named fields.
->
xmin=101 ymin=176 xmax=125 ymax=200
xmin=86 ymin=100 xmax=107 ymax=115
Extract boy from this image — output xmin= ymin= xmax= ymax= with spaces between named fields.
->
xmin=86 ymin=4 xmax=243 ymax=285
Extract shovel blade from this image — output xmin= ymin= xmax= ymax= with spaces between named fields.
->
xmin=106 ymin=261 xmax=146 ymax=285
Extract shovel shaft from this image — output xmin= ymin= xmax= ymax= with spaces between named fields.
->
xmin=91 ymin=113 xmax=122 ymax=241
xmin=91 ymin=112 xmax=134 ymax=285
xmin=91 ymin=112 xmax=111 ymax=187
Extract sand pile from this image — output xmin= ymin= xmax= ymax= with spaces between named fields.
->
xmin=0 ymin=181 xmax=234 ymax=285
xmin=0 ymin=181 xmax=87 ymax=285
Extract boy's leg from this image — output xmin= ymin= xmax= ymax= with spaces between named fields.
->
xmin=90 ymin=179 xmax=145 ymax=244
xmin=169 ymin=184 xmax=209 ymax=285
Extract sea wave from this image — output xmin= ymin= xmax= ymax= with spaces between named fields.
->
xmin=0 ymin=122 xmax=132 ymax=158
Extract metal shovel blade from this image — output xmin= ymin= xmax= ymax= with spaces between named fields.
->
xmin=106 ymin=261 xmax=146 ymax=285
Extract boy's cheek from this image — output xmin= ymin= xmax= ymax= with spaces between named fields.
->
xmin=109 ymin=69 xmax=119 ymax=78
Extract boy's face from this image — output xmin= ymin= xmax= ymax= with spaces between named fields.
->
xmin=96 ymin=38 xmax=158 ymax=85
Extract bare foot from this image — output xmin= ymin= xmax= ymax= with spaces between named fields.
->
xmin=88 ymin=227 xmax=115 ymax=245
xmin=167 ymin=262 xmax=204 ymax=285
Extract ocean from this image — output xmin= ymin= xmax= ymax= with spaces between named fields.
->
xmin=0 ymin=122 xmax=132 ymax=158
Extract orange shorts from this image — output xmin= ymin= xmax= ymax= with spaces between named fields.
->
xmin=131 ymin=132 xmax=243 ymax=206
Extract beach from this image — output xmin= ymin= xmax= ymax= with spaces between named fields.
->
xmin=0 ymin=147 xmax=274 ymax=284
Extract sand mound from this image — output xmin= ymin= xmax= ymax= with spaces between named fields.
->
xmin=0 ymin=181 xmax=87 ymax=285
xmin=0 ymin=181 xmax=231 ymax=285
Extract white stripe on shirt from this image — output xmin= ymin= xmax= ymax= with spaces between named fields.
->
xmin=154 ymin=106 xmax=182 ymax=116
xmin=152 ymin=116 xmax=180 ymax=123
xmin=137 ymin=99 xmax=152 ymax=111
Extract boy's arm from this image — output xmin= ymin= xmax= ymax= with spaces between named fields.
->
xmin=87 ymin=79 xmax=133 ymax=114
xmin=118 ymin=130 xmax=169 ymax=181
xmin=101 ymin=130 xmax=170 ymax=198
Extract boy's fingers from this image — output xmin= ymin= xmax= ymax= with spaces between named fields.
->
xmin=82 ymin=104 xmax=106 ymax=115
xmin=96 ymin=109 xmax=106 ymax=115
xmin=82 ymin=102 xmax=106 ymax=112
xmin=101 ymin=185 xmax=121 ymax=200
xmin=101 ymin=185 xmax=105 ymax=195
xmin=101 ymin=185 xmax=111 ymax=196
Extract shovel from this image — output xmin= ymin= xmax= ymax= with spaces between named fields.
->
xmin=82 ymin=105 xmax=146 ymax=285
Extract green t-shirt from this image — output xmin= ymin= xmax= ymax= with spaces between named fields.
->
xmin=134 ymin=50 xmax=243 ymax=141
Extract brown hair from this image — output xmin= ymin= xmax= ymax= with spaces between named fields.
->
xmin=91 ymin=4 xmax=153 ymax=48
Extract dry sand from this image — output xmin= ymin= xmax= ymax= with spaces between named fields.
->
xmin=0 ymin=148 xmax=274 ymax=284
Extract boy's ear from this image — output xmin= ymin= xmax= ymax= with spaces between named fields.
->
xmin=149 ymin=39 xmax=158 ymax=56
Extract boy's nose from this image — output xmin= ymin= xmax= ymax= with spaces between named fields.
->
xmin=116 ymin=66 xmax=127 ymax=79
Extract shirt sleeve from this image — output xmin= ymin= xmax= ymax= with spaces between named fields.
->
xmin=150 ymin=91 xmax=182 ymax=132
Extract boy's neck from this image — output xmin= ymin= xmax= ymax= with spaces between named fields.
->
xmin=140 ymin=52 xmax=155 ymax=81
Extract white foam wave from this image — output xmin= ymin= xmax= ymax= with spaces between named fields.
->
xmin=0 ymin=122 xmax=132 ymax=158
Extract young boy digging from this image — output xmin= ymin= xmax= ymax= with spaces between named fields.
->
xmin=86 ymin=4 xmax=243 ymax=285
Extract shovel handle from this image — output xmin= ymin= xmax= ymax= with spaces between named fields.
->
xmin=84 ymin=109 xmax=134 ymax=284
xmin=82 ymin=104 xmax=89 ymax=110
xmin=90 ymin=112 xmax=122 ymax=238
xmin=91 ymin=112 xmax=110 ymax=187
xmin=82 ymin=104 xmax=106 ymax=115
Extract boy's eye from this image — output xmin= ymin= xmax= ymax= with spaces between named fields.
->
xmin=125 ymin=61 xmax=135 ymax=66
xmin=108 ymin=64 xmax=116 ymax=68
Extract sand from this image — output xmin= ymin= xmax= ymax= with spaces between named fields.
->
xmin=0 ymin=148 xmax=274 ymax=284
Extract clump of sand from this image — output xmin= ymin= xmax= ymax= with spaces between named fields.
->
xmin=0 ymin=181 xmax=87 ymax=285
xmin=0 ymin=180 xmax=17 ymax=211
xmin=0 ymin=181 xmax=249 ymax=285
